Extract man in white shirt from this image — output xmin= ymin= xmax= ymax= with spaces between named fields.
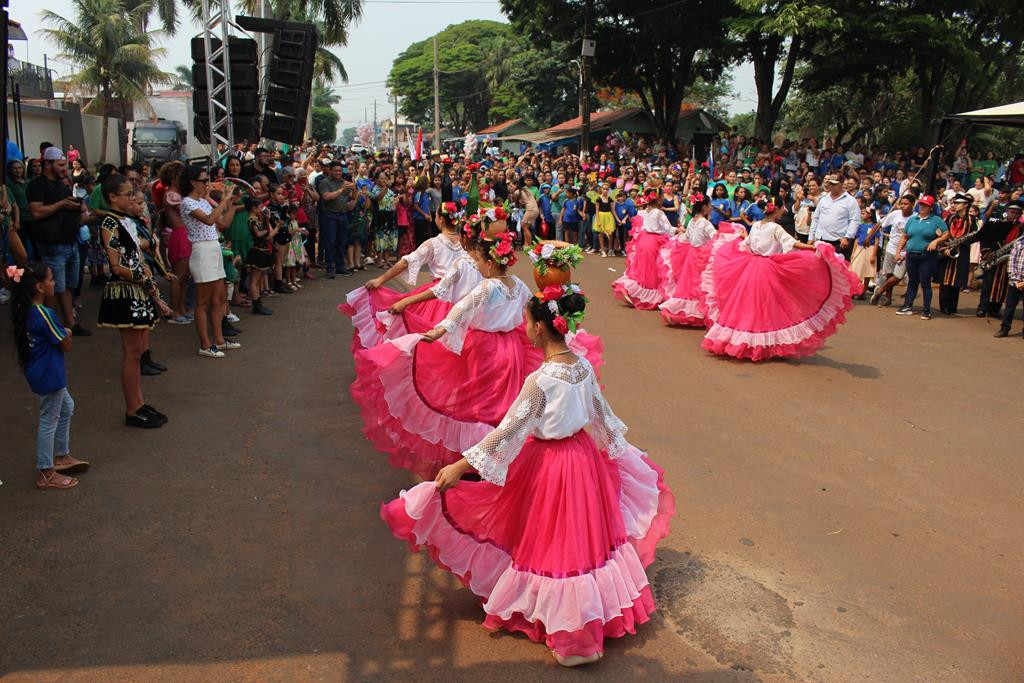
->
xmin=811 ymin=175 xmax=860 ymax=256
xmin=869 ymin=193 xmax=916 ymax=306
xmin=845 ymin=144 xmax=865 ymax=169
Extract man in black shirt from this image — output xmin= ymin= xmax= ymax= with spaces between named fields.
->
xmin=27 ymin=147 xmax=91 ymax=335
xmin=242 ymin=147 xmax=279 ymax=185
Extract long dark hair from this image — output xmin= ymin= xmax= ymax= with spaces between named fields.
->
xmin=10 ymin=261 xmax=53 ymax=369
xmin=177 ymin=164 xmax=208 ymax=195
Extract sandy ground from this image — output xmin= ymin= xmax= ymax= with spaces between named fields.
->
xmin=1 ymin=255 xmax=1022 ymax=682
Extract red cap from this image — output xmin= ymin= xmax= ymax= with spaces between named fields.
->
xmin=918 ymin=195 xmax=936 ymax=207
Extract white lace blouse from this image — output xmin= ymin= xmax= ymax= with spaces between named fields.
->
xmin=430 ymin=253 xmax=483 ymax=303
xmin=687 ymin=216 xmax=717 ymax=247
xmin=641 ymin=208 xmax=675 ymax=235
xmin=436 ymin=275 xmax=532 ymax=353
xmin=463 ymin=358 xmax=628 ymax=485
xmin=401 ymin=234 xmax=465 ymax=286
xmin=743 ymin=220 xmax=797 ymax=256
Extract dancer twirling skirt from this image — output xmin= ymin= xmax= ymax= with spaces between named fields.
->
xmin=340 ymin=204 xmax=468 ymax=351
xmin=701 ymin=201 xmax=862 ymax=361
xmin=658 ymin=194 xmax=722 ymax=327
xmin=381 ymin=287 xmax=674 ymax=666
xmin=612 ymin=191 xmax=675 ymax=309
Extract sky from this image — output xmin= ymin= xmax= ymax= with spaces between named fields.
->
xmin=13 ymin=0 xmax=758 ymax=132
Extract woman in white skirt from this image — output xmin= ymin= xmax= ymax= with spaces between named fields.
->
xmin=179 ymin=165 xmax=239 ymax=358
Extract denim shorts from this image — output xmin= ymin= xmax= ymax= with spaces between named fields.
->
xmin=38 ymin=243 xmax=80 ymax=293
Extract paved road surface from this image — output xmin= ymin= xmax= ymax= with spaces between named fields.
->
xmin=1 ymin=256 xmax=1022 ymax=681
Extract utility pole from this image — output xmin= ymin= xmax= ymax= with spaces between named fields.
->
xmin=393 ymin=93 xmax=399 ymax=149
xmin=433 ymin=36 xmax=441 ymax=155
xmin=580 ymin=0 xmax=594 ymax=161
xmin=373 ymin=99 xmax=378 ymax=149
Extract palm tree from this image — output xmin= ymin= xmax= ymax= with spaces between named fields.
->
xmin=42 ymin=0 xmax=170 ymax=162
xmin=172 ymin=64 xmax=193 ymax=90
xmin=313 ymin=80 xmax=340 ymax=108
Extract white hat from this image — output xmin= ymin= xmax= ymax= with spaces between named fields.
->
xmin=42 ymin=147 xmax=65 ymax=161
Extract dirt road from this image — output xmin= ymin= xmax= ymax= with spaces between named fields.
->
xmin=1 ymin=257 xmax=1021 ymax=681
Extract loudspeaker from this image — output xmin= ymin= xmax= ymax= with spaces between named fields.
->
xmin=192 ymin=36 xmax=259 ymax=145
xmin=193 ymin=89 xmax=259 ymax=116
xmin=260 ymin=25 xmax=317 ymax=144
xmin=194 ymin=115 xmax=260 ymax=145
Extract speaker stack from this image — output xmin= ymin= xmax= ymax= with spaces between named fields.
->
xmin=191 ymin=36 xmax=260 ymax=144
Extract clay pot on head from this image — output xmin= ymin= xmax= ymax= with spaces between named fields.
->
xmin=531 ymin=240 xmax=574 ymax=290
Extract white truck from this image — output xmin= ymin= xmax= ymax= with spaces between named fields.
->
xmin=128 ymin=92 xmax=208 ymax=165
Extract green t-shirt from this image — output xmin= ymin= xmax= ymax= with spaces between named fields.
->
xmin=724 ymin=182 xmax=738 ymax=199
xmin=89 ymin=185 xmax=110 ymax=213
xmin=903 ymin=214 xmax=947 ymax=252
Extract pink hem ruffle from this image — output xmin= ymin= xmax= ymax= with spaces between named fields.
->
xmin=381 ymin=450 xmax=669 ymax=656
xmin=700 ymin=239 xmax=863 ymax=361
xmin=658 ymin=238 xmax=710 ymax=327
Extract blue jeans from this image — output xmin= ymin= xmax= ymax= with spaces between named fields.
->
xmin=38 ymin=243 xmax=80 ymax=294
xmin=319 ymin=210 xmax=349 ymax=271
xmin=1000 ymin=283 xmax=1023 ymax=331
xmin=37 ymin=387 xmax=74 ymax=470
xmin=903 ymin=251 xmax=938 ymax=311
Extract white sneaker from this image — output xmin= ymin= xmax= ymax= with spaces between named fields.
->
xmin=217 ymin=340 xmax=241 ymax=350
xmin=226 ymin=312 xmax=240 ymax=323
xmin=0 ymin=287 xmax=9 ymax=304
xmin=198 ymin=346 xmax=225 ymax=358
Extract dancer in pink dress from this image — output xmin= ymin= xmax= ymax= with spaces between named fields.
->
xmin=612 ymin=191 xmax=675 ymax=309
xmin=701 ymin=201 xmax=863 ymax=361
xmin=381 ymin=289 xmax=674 ymax=667
xmin=350 ymin=215 xmax=604 ymax=479
xmin=659 ymin=193 xmax=719 ymax=326
xmin=340 ymin=202 xmax=468 ymax=351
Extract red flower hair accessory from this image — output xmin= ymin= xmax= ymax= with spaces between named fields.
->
xmin=552 ymin=315 xmax=569 ymax=335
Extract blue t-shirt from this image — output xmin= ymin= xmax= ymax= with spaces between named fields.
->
xmin=540 ymin=194 xmax=555 ymax=223
xmin=414 ymin=191 xmax=431 ymax=218
xmin=24 ymin=304 xmax=68 ymax=395
xmin=613 ymin=200 xmax=632 ymax=222
xmin=903 ymin=214 xmax=947 ymax=252
xmin=856 ymin=222 xmax=879 ymax=246
xmin=562 ymin=198 xmax=580 ymax=224
xmin=710 ymin=198 xmax=731 ymax=227
xmin=744 ymin=203 xmax=765 ymax=223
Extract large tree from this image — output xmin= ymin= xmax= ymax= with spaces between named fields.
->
xmin=730 ymin=0 xmax=835 ymax=141
xmin=502 ymin=0 xmax=737 ymax=143
xmin=799 ymin=0 xmax=1024 ymax=144
xmin=388 ymin=20 xmax=510 ymax=133
xmin=42 ymin=0 xmax=169 ymax=162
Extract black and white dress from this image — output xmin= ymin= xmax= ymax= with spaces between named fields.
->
xmin=97 ymin=214 xmax=159 ymax=329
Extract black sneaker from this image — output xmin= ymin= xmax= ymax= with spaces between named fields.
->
xmin=976 ymin=308 xmax=986 ymax=318
xmin=71 ymin=324 xmax=92 ymax=337
xmin=138 ymin=404 xmax=168 ymax=424
xmin=222 ymin=325 xmax=239 ymax=337
xmin=125 ymin=411 xmax=164 ymax=429
xmin=896 ymin=306 xmax=914 ymax=315
xmin=252 ymin=300 xmax=273 ymax=315
xmin=994 ymin=327 xmax=1010 ymax=338
xmin=339 ymin=267 xmax=354 ymax=277
xmin=222 ymin=318 xmax=242 ymax=335
xmin=140 ymin=360 xmax=162 ymax=376
xmin=920 ymin=310 xmax=932 ymax=320
xmin=141 ymin=351 xmax=167 ymax=372
xmin=327 ymin=269 xmax=336 ymax=280
xmin=274 ymin=283 xmax=293 ymax=294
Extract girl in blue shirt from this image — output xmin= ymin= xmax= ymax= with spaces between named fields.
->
xmin=731 ymin=186 xmax=752 ymax=226
xmin=10 ymin=261 xmax=87 ymax=489
xmin=709 ymin=183 xmax=731 ymax=227
xmin=560 ymin=188 xmax=582 ymax=244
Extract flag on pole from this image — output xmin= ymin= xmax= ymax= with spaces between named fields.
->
xmin=707 ymin=145 xmax=715 ymax=180
xmin=406 ymin=132 xmax=416 ymax=161
xmin=416 ymin=129 xmax=424 ymax=160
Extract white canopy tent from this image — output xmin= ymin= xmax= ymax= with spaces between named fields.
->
xmin=946 ymin=101 xmax=1024 ymax=128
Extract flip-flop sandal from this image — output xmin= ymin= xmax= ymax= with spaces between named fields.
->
xmin=53 ymin=456 xmax=90 ymax=473
xmin=37 ymin=471 xmax=79 ymax=490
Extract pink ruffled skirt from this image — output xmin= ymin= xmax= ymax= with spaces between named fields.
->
xmin=659 ymin=239 xmax=714 ymax=327
xmin=700 ymin=239 xmax=863 ymax=361
xmin=350 ymin=329 xmax=605 ymax=480
xmin=381 ymin=433 xmax=675 ymax=657
xmin=339 ymin=281 xmax=452 ymax=353
xmin=612 ymin=230 xmax=669 ymax=310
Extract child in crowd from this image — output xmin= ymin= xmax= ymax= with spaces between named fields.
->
xmin=244 ymin=197 xmax=275 ymax=316
xmin=9 ymin=261 xmax=89 ymax=489
xmin=284 ymin=203 xmax=306 ymax=289
xmin=560 ymin=187 xmax=580 ymax=245
xmin=395 ymin=180 xmax=414 ymax=257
